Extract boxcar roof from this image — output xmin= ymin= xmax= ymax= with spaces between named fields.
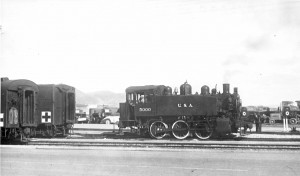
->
xmin=38 ymin=84 xmax=75 ymax=92
xmin=1 ymin=79 xmax=38 ymax=92
xmin=56 ymin=84 xmax=75 ymax=92
xmin=126 ymin=85 xmax=165 ymax=93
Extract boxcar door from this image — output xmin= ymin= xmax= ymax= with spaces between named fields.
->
xmin=22 ymin=88 xmax=36 ymax=126
xmin=55 ymin=87 xmax=64 ymax=125
xmin=6 ymin=90 xmax=20 ymax=128
xmin=66 ymin=92 xmax=75 ymax=124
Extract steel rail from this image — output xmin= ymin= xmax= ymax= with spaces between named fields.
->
xmin=26 ymin=140 xmax=300 ymax=150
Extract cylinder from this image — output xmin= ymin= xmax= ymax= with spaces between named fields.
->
xmin=180 ymin=81 xmax=192 ymax=95
xmin=201 ymin=85 xmax=210 ymax=95
xmin=223 ymin=84 xmax=230 ymax=94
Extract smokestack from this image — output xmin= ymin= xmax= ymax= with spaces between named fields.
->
xmin=223 ymin=84 xmax=230 ymax=94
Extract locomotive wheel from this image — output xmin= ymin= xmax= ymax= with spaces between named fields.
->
xmin=149 ymin=121 xmax=168 ymax=139
xmin=172 ymin=120 xmax=190 ymax=140
xmin=194 ymin=123 xmax=213 ymax=140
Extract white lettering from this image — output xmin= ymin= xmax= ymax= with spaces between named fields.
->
xmin=139 ymin=108 xmax=151 ymax=112
xmin=178 ymin=103 xmax=193 ymax=108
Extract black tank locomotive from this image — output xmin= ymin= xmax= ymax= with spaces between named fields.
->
xmin=118 ymin=82 xmax=242 ymax=139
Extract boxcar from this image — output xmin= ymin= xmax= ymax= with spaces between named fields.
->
xmin=36 ymin=84 xmax=76 ymax=137
xmin=1 ymin=78 xmax=38 ymax=140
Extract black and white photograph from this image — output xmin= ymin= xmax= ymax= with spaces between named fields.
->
xmin=1 ymin=0 xmax=300 ymax=175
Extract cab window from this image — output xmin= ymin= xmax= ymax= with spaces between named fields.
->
xmin=145 ymin=94 xmax=153 ymax=103
xmin=137 ymin=93 xmax=153 ymax=104
xmin=137 ymin=93 xmax=145 ymax=104
xmin=127 ymin=93 xmax=136 ymax=104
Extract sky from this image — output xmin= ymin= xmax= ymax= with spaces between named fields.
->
xmin=1 ymin=0 xmax=300 ymax=107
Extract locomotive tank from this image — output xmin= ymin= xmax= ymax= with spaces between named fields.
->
xmin=155 ymin=96 xmax=217 ymax=116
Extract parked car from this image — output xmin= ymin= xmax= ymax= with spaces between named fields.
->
xmin=269 ymin=113 xmax=281 ymax=124
xmin=100 ymin=116 xmax=119 ymax=125
xmin=76 ymin=113 xmax=89 ymax=124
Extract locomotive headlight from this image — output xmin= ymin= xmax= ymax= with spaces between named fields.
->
xmin=285 ymin=111 xmax=290 ymax=116
xmin=283 ymin=107 xmax=290 ymax=117
xmin=242 ymin=111 xmax=247 ymax=117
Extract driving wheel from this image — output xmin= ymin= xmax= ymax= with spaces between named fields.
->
xmin=194 ymin=123 xmax=213 ymax=140
xmin=172 ymin=120 xmax=190 ymax=140
xmin=149 ymin=121 xmax=168 ymax=139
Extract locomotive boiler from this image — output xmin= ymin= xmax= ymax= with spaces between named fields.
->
xmin=1 ymin=78 xmax=39 ymax=140
xmin=118 ymin=81 xmax=242 ymax=139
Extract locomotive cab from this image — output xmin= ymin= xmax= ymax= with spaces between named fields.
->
xmin=119 ymin=85 xmax=166 ymax=129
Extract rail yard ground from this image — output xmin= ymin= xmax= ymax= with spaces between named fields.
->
xmin=2 ymin=145 xmax=300 ymax=176
xmin=2 ymin=123 xmax=300 ymax=176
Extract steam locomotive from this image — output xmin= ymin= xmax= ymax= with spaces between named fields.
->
xmin=1 ymin=78 xmax=76 ymax=141
xmin=118 ymin=81 xmax=243 ymax=139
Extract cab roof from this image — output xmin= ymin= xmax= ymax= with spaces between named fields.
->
xmin=125 ymin=85 xmax=166 ymax=94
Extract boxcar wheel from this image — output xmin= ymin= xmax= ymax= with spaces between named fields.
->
xmin=149 ymin=121 xmax=168 ymax=139
xmin=172 ymin=120 xmax=190 ymax=140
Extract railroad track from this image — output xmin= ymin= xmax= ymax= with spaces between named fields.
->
xmin=26 ymin=139 xmax=300 ymax=150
